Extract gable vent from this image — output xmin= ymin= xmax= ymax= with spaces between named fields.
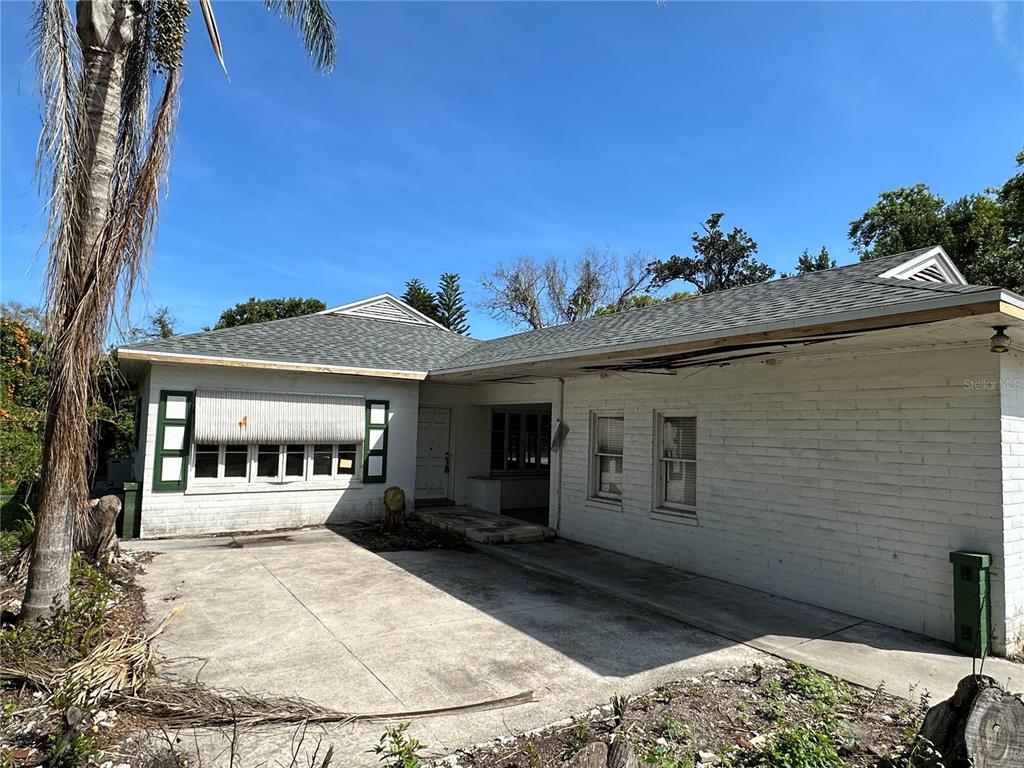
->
xmin=345 ymin=298 xmax=424 ymax=324
xmin=877 ymin=247 xmax=966 ymax=286
xmin=322 ymin=294 xmax=445 ymax=328
xmin=907 ymin=263 xmax=947 ymax=283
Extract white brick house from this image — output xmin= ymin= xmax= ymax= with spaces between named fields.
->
xmin=119 ymin=246 xmax=1024 ymax=654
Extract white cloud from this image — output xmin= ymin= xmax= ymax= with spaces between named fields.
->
xmin=991 ymin=1 xmax=1024 ymax=72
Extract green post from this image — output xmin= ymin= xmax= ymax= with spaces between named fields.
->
xmin=122 ymin=482 xmax=141 ymax=540
xmin=948 ymin=550 xmax=992 ymax=657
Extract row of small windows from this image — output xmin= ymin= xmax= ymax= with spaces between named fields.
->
xmin=192 ymin=443 xmax=361 ymax=483
xmin=591 ymin=413 xmax=697 ymax=512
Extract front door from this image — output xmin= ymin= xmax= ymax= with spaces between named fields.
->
xmin=416 ymin=407 xmax=451 ymax=500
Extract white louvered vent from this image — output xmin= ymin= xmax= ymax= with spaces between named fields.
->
xmin=323 ymin=294 xmax=442 ymax=326
xmin=345 ymin=298 xmax=423 ymax=323
xmin=907 ymin=263 xmax=947 ymax=283
xmin=877 ymin=247 xmax=967 ymax=286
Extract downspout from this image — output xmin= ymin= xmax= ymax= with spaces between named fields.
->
xmin=553 ymin=376 xmax=565 ymax=531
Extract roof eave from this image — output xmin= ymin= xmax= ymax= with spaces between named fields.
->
xmin=115 ymin=348 xmax=428 ymax=381
xmin=429 ymin=288 xmax=1017 ymax=378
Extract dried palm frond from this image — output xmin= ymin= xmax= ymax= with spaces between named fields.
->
xmin=49 ymin=603 xmax=185 ymax=706
xmin=264 ymin=0 xmax=338 ymax=73
xmin=118 ymin=685 xmax=534 ymax=728
xmin=198 ymin=0 xmax=227 ymax=74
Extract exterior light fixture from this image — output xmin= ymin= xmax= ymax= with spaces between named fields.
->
xmin=990 ymin=326 xmax=1011 ymax=354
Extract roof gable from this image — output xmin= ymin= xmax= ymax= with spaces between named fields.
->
xmin=323 ymin=294 xmax=445 ymax=328
xmin=876 ymin=246 xmax=966 ymax=285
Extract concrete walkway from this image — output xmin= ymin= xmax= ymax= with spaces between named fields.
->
xmin=483 ymin=539 xmax=1023 ymax=702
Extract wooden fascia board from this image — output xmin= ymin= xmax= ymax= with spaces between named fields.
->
xmin=116 ymin=348 xmax=428 ymax=381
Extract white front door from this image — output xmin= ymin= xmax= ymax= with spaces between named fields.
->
xmin=416 ymin=407 xmax=451 ymax=500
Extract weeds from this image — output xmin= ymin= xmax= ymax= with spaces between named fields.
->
xmin=658 ymin=714 xmax=691 ymax=744
xmin=561 ymin=719 xmax=590 ymax=759
xmin=723 ymin=724 xmax=843 ymax=768
xmin=372 ymin=722 xmax=426 ymax=768
xmin=522 ymin=739 xmax=539 ymax=768
xmin=1 ymin=554 xmax=113 ymax=664
xmin=784 ymin=662 xmax=848 ymax=706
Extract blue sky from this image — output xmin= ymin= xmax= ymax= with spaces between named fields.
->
xmin=2 ymin=1 xmax=1022 ymax=340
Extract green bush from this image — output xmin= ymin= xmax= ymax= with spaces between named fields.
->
xmin=784 ymin=663 xmax=848 ymax=706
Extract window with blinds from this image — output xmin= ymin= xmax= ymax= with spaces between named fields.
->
xmin=591 ymin=413 xmax=624 ymax=501
xmin=657 ymin=414 xmax=697 ymax=511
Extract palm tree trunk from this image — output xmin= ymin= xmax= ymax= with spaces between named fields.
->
xmin=20 ymin=0 xmax=137 ymax=622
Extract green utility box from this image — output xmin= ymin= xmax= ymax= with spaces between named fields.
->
xmin=948 ymin=550 xmax=992 ymax=657
xmin=121 ymin=482 xmax=141 ymax=540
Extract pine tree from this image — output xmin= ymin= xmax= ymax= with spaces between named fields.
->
xmin=401 ymin=279 xmax=440 ymax=321
xmin=795 ymin=247 xmax=836 ymax=274
xmin=435 ymin=273 xmax=470 ymax=334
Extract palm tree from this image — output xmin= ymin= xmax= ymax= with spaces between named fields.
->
xmin=20 ymin=0 xmax=336 ymax=622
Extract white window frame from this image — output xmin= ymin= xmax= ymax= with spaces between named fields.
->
xmin=590 ymin=411 xmax=624 ymax=503
xmin=654 ymin=411 xmax=697 ymax=515
xmin=188 ymin=442 xmax=362 ymax=487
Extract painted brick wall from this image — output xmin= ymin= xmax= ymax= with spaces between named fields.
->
xmin=555 ymin=346 xmax=1014 ymax=651
xmin=138 ymin=363 xmax=420 ymax=537
xmin=999 ymin=349 xmax=1024 ymax=653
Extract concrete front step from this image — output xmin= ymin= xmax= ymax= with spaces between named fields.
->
xmin=416 ymin=505 xmax=556 ymax=544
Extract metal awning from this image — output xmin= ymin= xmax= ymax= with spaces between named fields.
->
xmin=194 ymin=389 xmax=364 ymax=444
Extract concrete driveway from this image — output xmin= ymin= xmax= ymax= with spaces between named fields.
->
xmin=133 ymin=527 xmax=763 ymax=765
xmin=132 ymin=527 xmax=1021 ymax=766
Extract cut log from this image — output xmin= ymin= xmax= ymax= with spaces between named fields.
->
xmin=917 ymin=674 xmax=1024 ymax=768
xmin=963 ymin=682 xmax=1024 ymax=768
xmin=80 ymin=494 xmax=121 ymax=562
xmin=606 ymin=739 xmax=640 ymax=768
xmin=566 ymin=742 xmax=607 ymax=768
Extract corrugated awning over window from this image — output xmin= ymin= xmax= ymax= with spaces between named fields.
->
xmin=193 ymin=390 xmax=365 ymax=444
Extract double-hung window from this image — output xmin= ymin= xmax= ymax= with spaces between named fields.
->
xmin=591 ymin=413 xmax=624 ymax=501
xmin=657 ymin=415 xmax=697 ymax=512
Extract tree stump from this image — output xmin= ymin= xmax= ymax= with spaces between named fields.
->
xmin=917 ymin=674 xmax=1024 ymax=768
xmin=383 ymin=486 xmax=406 ymax=532
xmin=80 ymin=494 xmax=121 ymax=563
xmin=566 ymin=742 xmax=607 ymax=768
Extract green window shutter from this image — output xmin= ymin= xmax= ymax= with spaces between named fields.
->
xmin=364 ymin=400 xmax=389 ymax=484
xmin=153 ymin=390 xmax=193 ymax=492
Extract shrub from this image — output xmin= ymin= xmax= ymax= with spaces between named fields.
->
xmin=372 ymin=722 xmax=425 ymax=768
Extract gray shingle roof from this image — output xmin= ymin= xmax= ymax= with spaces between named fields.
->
xmin=435 ymin=250 xmax=996 ymax=372
xmin=122 ymin=249 xmax=1000 ymax=377
xmin=123 ymin=312 xmax=479 ymax=373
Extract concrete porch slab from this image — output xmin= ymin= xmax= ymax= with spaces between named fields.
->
xmin=415 ymin=505 xmax=555 ymax=544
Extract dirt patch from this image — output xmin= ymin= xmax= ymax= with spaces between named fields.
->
xmin=1 ymin=549 xmax=157 ymax=766
xmin=330 ymin=519 xmax=470 ymax=552
xmin=438 ymin=661 xmax=928 ymax=768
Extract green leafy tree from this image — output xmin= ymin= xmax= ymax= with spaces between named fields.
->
xmin=401 ymin=279 xmax=440 ymax=321
xmin=213 ymin=297 xmax=326 ymax=329
xmin=647 ymin=213 xmax=776 ymax=293
xmin=593 ymin=291 xmax=690 ymax=316
xmin=849 ymin=184 xmax=952 ymax=261
xmin=435 ymin=273 xmax=470 ymax=334
xmin=849 ymin=150 xmax=1024 ymax=292
xmin=1 ymin=319 xmax=48 ymax=508
xmin=23 ymin=0 xmax=337 ymax=621
xmin=795 ymin=247 xmax=836 ymax=274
